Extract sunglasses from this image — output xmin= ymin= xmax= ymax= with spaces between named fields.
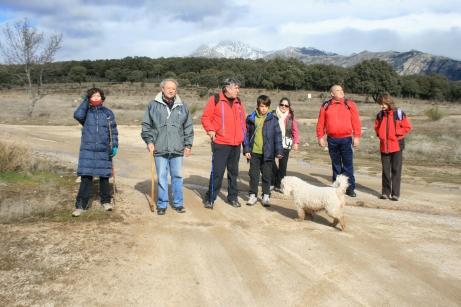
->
xmin=279 ymin=104 xmax=289 ymax=107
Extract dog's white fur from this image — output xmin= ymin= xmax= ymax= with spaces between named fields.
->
xmin=281 ymin=175 xmax=349 ymax=230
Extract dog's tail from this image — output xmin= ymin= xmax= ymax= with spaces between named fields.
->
xmin=333 ymin=174 xmax=349 ymax=194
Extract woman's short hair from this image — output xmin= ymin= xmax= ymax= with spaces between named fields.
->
xmin=257 ymin=95 xmax=271 ymax=107
xmin=86 ymin=87 xmax=105 ymax=101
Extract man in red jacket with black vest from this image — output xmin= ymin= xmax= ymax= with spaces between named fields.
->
xmin=201 ymin=78 xmax=247 ymax=209
xmin=316 ymin=84 xmax=361 ymax=197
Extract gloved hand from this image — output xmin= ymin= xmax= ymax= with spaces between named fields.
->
xmin=111 ymin=146 xmax=118 ymax=157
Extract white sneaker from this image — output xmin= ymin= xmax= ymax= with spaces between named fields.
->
xmin=246 ymin=194 xmax=258 ymax=206
xmin=72 ymin=208 xmax=83 ymax=217
xmin=102 ymin=203 xmax=113 ymax=211
xmin=262 ymin=194 xmax=270 ymax=207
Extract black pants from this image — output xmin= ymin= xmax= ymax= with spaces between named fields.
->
xmin=381 ymin=151 xmax=403 ymax=197
xmin=249 ymin=153 xmax=273 ymax=196
xmin=206 ymin=143 xmax=241 ymax=202
xmin=75 ymin=176 xmax=111 ymax=209
xmin=272 ymin=148 xmax=290 ymax=189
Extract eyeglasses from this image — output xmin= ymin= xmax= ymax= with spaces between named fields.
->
xmin=279 ymin=104 xmax=289 ymax=107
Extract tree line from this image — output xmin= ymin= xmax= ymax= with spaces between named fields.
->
xmin=1 ymin=56 xmax=460 ymax=102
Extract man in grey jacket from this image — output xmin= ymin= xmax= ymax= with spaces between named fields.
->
xmin=141 ymin=79 xmax=194 ymax=215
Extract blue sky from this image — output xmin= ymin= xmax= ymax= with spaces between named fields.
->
xmin=0 ymin=0 xmax=460 ymax=61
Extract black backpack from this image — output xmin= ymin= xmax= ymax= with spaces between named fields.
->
xmin=213 ymin=93 xmax=241 ymax=105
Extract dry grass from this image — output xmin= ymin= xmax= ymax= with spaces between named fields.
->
xmin=0 ymin=83 xmax=460 ymax=184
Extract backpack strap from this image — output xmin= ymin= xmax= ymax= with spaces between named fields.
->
xmin=322 ymin=98 xmax=350 ymax=111
xmin=394 ymin=108 xmax=404 ymax=121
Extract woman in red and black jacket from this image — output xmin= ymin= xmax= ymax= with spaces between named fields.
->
xmin=374 ymin=93 xmax=412 ymax=201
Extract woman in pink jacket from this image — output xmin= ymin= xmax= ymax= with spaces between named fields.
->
xmin=272 ymin=97 xmax=300 ymax=192
xmin=374 ymin=93 xmax=412 ymax=201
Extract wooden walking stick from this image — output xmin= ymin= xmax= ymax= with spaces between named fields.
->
xmin=149 ymin=148 xmax=156 ymax=212
xmin=108 ymin=117 xmax=117 ymax=206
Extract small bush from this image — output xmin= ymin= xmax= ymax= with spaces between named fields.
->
xmin=198 ymin=87 xmax=209 ymax=98
xmin=0 ymin=142 xmax=30 ymax=172
xmin=189 ymin=103 xmax=198 ymax=115
xmin=0 ymin=141 xmax=57 ymax=173
xmin=425 ymin=106 xmax=444 ymax=121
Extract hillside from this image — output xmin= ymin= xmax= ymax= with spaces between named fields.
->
xmin=191 ymin=41 xmax=461 ymax=80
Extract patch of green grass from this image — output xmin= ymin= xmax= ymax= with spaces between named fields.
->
xmin=14 ymin=207 xmax=124 ymax=224
xmin=0 ymin=171 xmax=32 ymax=183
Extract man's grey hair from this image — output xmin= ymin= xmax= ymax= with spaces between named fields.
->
xmin=160 ymin=78 xmax=179 ymax=89
xmin=222 ymin=77 xmax=241 ymax=90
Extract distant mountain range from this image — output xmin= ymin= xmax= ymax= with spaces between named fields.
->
xmin=190 ymin=41 xmax=461 ymax=80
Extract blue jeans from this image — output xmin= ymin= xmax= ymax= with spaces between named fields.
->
xmin=327 ymin=136 xmax=355 ymax=191
xmin=154 ymin=154 xmax=183 ymax=209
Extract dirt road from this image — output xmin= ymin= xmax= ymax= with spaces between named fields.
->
xmin=1 ymin=124 xmax=460 ymax=306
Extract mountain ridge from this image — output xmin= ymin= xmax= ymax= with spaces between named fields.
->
xmin=190 ymin=41 xmax=461 ymax=80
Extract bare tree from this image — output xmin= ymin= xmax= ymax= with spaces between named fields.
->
xmin=0 ymin=18 xmax=63 ymax=116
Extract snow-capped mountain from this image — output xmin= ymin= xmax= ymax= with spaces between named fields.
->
xmin=191 ymin=41 xmax=268 ymax=60
xmin=190 ymin=41 xmax=461 ymax=80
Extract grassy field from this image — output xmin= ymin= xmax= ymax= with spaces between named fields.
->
xmin=0 ymin=140 xmax=122 ymax=223
xmin=1 ymin=82 xmax=460 ymax=185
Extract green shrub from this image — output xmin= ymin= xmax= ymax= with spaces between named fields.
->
xmin=425 ymin=106 xmax=444 ymax=121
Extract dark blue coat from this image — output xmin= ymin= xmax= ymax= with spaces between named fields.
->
xmin=74 ymin=99 xmax=119 ymax=177
xmin=244 ymin=111 xmax=283 ymax=161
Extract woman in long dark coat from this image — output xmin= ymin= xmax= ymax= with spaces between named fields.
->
xmin=72 ymin=87 xmax=118 ymax=217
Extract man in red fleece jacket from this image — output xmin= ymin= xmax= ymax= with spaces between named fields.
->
xmin=316 ymin=85 xmax=361 ymax=197
xmin=201 ymin=78 xmax=247 ymax=209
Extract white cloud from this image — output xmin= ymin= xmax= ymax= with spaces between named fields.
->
xmin=0 ymin=0 xmax=460 ymax=60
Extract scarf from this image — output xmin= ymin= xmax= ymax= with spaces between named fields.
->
xmin=276 ymin=106 xmax=289 ymax=139
xmin=89 ymin=98 xmax=103 ymax=107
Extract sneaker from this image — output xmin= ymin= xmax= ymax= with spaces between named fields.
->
xmin=246 ymin=194 xmax=258 ymax=206
xmin=157 ymin=208 xmax=166 ymax=215
xmin=174 ymin=206 xmax=186 ymax=213
xmin=390 ymin=195 xmax=399 ymax=201
xmin=102 ymin=203 xmax=113 ymax=211
xmin=72 ymin=208 xmax=83 ymax=217
xmin=379 ymin=194 xmax=389 ymax=200
xmin=262 ymin=194 xmax=270 ymax=207
xmin=273 ymin=187 xmax=283 ymax=193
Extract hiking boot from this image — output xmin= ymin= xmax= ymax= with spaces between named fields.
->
xmin=346 ymin=190 xmax=357 ymax=197
xmin=157 ymin=208 xmax=166 ymax=215
xmin=262 ymin=194 xmax=271 ymax=207
xmin=390 ymin=195 xmax=399 ymax=201
xmin=174 ymin=206 xmax=186 ymax=213
xmin=102 ymin=203 xmax=113 ymax=211
xmin=72 ymin=208 xmax=83 ymax=217
xmin=228 ymin=200 xmax=241 ymax=208
xmin=246 ymin=194 xmax=258 ymax=206
xmin=203 ymin=199 xmax=214 ymax=209
xmin=379 ymin=194 xmax=389 ymax=200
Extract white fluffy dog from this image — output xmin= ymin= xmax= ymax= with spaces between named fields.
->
xmin=281 ymin=175 xmax=349 ymax=230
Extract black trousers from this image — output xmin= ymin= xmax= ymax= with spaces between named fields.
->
xmin=75 ymin=176 xmax=111 ymax=209
xmin=249 ymin=153 xmax=273 ymax=196
xmin=272 ymin=148 xmax=290 ymax=189
xmin=206 ymin=143 xmax=241 ymax=202
xmin=381 ymin=151 xmax=403 ymax=197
